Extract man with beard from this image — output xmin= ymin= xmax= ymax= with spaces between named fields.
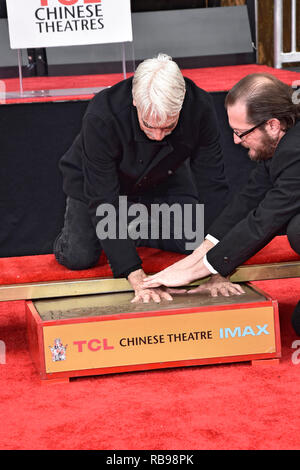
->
xmin=143 ymin=73 xmax=300 ymax=302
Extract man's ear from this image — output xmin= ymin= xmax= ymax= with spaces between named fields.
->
xmin=267 ymin=118 xmax=281 ymax=135
xmin=133 ymin=99 xmax=136 ymax=107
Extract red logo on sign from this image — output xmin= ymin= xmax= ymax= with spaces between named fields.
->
xmin=73 ymin=338 xmax=114 ymax=352
xmin=40 ymin=0 xmax=100 ymax=6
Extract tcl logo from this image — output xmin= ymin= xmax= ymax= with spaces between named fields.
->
xmin=40 ymin=0 xmax=100 ymax=6
xmin=73 ymin=338 xmax=114 ymax=352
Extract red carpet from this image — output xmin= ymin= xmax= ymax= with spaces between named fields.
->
xmin=0 ymin=277 xmax=300 ymax=450
xmin=0 ymin=236 xmax=298 ymax=285
xmin=3 ymin=64 xmax=300 ymax=104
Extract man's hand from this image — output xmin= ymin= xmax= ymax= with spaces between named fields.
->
xmin=141 ymin=239 xmax=215 ymax=289
xmin=187 ymin=274 xmax=245 ymax=297
xmin=142 ymin=254 xmax=211 ymax=289
xmin=128 ymin=268 xmax=183 ymax=303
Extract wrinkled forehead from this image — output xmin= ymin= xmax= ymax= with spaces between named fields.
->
xmin=138 ymin=108 xmax=179 ymax=128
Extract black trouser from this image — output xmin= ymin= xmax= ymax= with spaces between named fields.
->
xmin=285 ymin=214 xmax=300 ymax=255
xmin=288 ymin=214 xmax=300 ymax=335
xmin=53 ymin=195 xmax=200 ymax=272
xmin=286 ymin=214 xmax=300 ymax=335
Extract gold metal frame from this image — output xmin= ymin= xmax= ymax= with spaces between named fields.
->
xmin=0 ymin=261 xmax=299 ymax=302
xmin=230 ymin=261 xmax=300 ymax=282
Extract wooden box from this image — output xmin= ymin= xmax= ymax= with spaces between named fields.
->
xmin=25 ymin=283 xmax=281 ymax=382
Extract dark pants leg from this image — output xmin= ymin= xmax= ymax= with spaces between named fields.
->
xmin=53 ymin=197 xmax=102 ymax=270
xmin=286 ymin=214 xmax=300 ymax=255
xmin=286 ymin=214 xmax=300 ymax=335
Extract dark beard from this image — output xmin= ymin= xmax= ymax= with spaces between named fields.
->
xmin=249 ymin=131 xmax=278 ymax=162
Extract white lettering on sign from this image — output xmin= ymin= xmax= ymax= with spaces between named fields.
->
xmin=219 ymin=324 xmax=269 ymax=339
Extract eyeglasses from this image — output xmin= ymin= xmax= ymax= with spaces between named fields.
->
xmin=233 ymin=121 xmax=267 ymax=140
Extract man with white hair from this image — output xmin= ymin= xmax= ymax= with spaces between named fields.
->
xmin=143 ymin=73 xmax=300 ymax=300
xmin=54 ymin=54 xmax=229 ymax=302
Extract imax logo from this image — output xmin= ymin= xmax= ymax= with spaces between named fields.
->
xmin=219 ymin=324 xmax=269 ymax=339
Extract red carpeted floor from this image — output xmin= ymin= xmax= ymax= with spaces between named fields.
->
xmin=0 ymin=236 xmax=298 ymax=285
xmin=0 ymin=277 xmax=300 ymax=450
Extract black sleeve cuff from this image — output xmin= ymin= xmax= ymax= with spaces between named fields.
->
xmin=119 ymin=264 xmax=143 ymax=279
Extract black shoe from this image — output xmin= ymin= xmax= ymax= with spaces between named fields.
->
xmin=291 ymin=301 xmax=300 ymax=335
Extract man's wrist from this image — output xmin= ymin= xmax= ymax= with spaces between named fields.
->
xmin=205 ymin=234 xmax=219 ymax=246
xmin=193 ymin=238 xmax=215 ymax=258
xmin=203 ymin=254 xmax=218 ymax=274
xmin=121 ymin=264 xmax=143 ymax=279
xmin=190 ymin=257 xmax=211 ymax=280
xmin=128 ymin=268 xmax=147 ymax=290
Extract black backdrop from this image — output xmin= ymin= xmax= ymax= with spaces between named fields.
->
xmin=131 ymin=1 xmax=221 ymax=11
xmin=0 ymin=93 xmax=255 ymax=258
xmin=0 ymin=0 xmax=6 ymax=18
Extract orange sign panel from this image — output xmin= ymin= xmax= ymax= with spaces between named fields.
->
xmin=43 ymin=306 xmax=276 ymax=373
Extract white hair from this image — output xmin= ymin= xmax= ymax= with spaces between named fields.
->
xmin=132 ymin=53 xmax=186 ymax=124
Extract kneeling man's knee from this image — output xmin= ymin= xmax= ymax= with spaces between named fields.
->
xmin=53 ymin=235 xmax=100 ymax=270
xmin=58 ymin=252 xmax=99 ymax=271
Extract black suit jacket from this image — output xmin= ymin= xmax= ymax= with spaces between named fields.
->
xmin=206 ymin=120 xmax=300 ymax=276
xmin=60 ymin=77 xmax=229 ymax=277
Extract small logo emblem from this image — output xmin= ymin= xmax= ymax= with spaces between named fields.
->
xmin=49 ymin=338 xmax=67 ymax=362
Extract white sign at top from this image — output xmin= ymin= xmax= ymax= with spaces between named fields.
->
xmin=6 ymin=0 xmax=133 ymax=49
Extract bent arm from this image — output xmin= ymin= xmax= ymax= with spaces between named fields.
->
xmin=82 ymin=113 xmax=142 ymax=278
